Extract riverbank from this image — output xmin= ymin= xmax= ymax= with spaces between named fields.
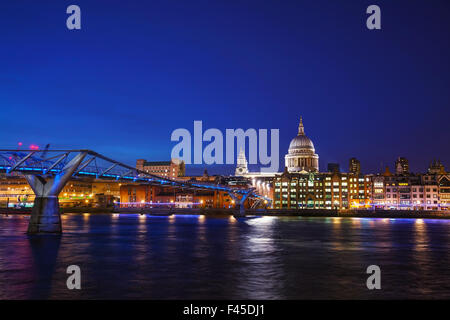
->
xmin=1 ymin=207 xmax=449 ymax=219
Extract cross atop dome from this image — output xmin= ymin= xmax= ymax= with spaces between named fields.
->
xmin=298 ymin=116 xmax=305 ymax=135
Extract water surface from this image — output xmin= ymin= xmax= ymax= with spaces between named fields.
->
xmin=0 ymin=214 xmax=449 ymax=299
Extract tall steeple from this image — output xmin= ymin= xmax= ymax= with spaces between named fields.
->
xmin=298 ymin=116 xmax=305 ymax=135
xmin=235 ymin=148 xmax=248 ymax=176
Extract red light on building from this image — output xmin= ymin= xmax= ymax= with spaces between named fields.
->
xmin=29 ymin=144 xmax=39 ymax=150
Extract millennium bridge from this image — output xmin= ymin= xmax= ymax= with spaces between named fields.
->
xmin=0 ymin=149 xmax=266 ymax=234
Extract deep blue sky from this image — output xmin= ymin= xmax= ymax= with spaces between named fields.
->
xmin=1 ymin=0 xmax=449 ymax=175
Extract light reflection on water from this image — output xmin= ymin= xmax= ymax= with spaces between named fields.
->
xmin=0 ymin=214 xmax=450 ymax=299
xmin=239 ymin=216 xmax=283 ymax=299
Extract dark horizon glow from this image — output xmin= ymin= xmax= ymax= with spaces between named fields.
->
xmin=1 ymin=0 xmax=449 ymax=175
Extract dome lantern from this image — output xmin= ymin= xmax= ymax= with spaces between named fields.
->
xmin=298 ymin=116 xmax=305 ymax=135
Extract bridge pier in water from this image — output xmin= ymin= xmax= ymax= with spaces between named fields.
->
xmin=230 ymin=189 xmax=254 ymax=217
xmin=25 ymin=152 xmax=88 ymax=234
xmin=27 ymin=196 xmax=62 ymax=234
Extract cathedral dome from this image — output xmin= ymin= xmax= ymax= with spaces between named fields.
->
xmin=285 ymin=117 xmax=319 ymax=173
xmin=287 ymin=117 xmax=315 ymax=154
xmin=288 ymin=135 xmax=315 ymax=153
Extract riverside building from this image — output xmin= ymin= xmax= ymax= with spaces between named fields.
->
xmin=370 ymin=160 xmax=449 ymax=210
xmin=0 ymin=175 xmax=120 ymax=208
xmin=234 ymin=118 xmax=449 ymax=211
xmin=272 ymin=158 xmax=449 ymax=211
xmin=136 ymin=158 xmax=184 ymax=178
xmin=272 ymin=168 xmax=372 ymax=210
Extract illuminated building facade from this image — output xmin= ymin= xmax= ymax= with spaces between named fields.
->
xmin=0 ymin=176 xmax=34 ymax=207
xmin=438 ymin=175 xmax=450 ymax=210
xmin=0 ymin=176 xmax=120 ymax=208
xmin=119 ymin=184 xmax=237 ymax=209
xmin=349 ymin=157 xmax=361 ymax=175
xmin=348 ymin=173 xmax=372 ymax=208
xmin=370 ymin=160 xmax=449 ymax=210
xmin=59 ymin=180 xmax=94 ymax=207
xmin=272 ymin=158 xmax=449 ymax=211
xmin=371 ymin=174 xmax=439 ymax=210
xmin=372 ymin=175 xmax=386 ymax=208
xmin=136 ymin=158 xmax=184 ymax=178
xmin=118 ymin=171 xmax=253 ymax=209
xmin=274 ymin=169 xmax=351 ymax=209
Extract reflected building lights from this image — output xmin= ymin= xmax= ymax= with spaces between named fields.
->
xmin=414 ymin=218 xmax=429 ymax=253
xmin=332 ymin=217 xmax=341 ymax=224
xmin=240 ymin=216 xmax=282 ymax=299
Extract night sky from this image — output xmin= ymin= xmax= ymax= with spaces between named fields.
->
xmin=1 ymin=0 xmax=449 ymax=175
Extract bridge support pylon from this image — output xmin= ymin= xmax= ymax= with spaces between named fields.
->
xmin=25 ymin=152 xmax=87 ymax=234
xmin=230 ymin=189 xmax=254 ymax=217
xmin=27 ymin=196 xmax=62 ymax=234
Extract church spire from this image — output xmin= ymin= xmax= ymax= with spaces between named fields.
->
xmin=298 ymin=116 xmax=305 ymax=135
xmin=235 ymin=147 xmax=248 ymax=175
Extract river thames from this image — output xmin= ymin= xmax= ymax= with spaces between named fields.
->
xmin=0 ymin=214 xmax=449 ymax=299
